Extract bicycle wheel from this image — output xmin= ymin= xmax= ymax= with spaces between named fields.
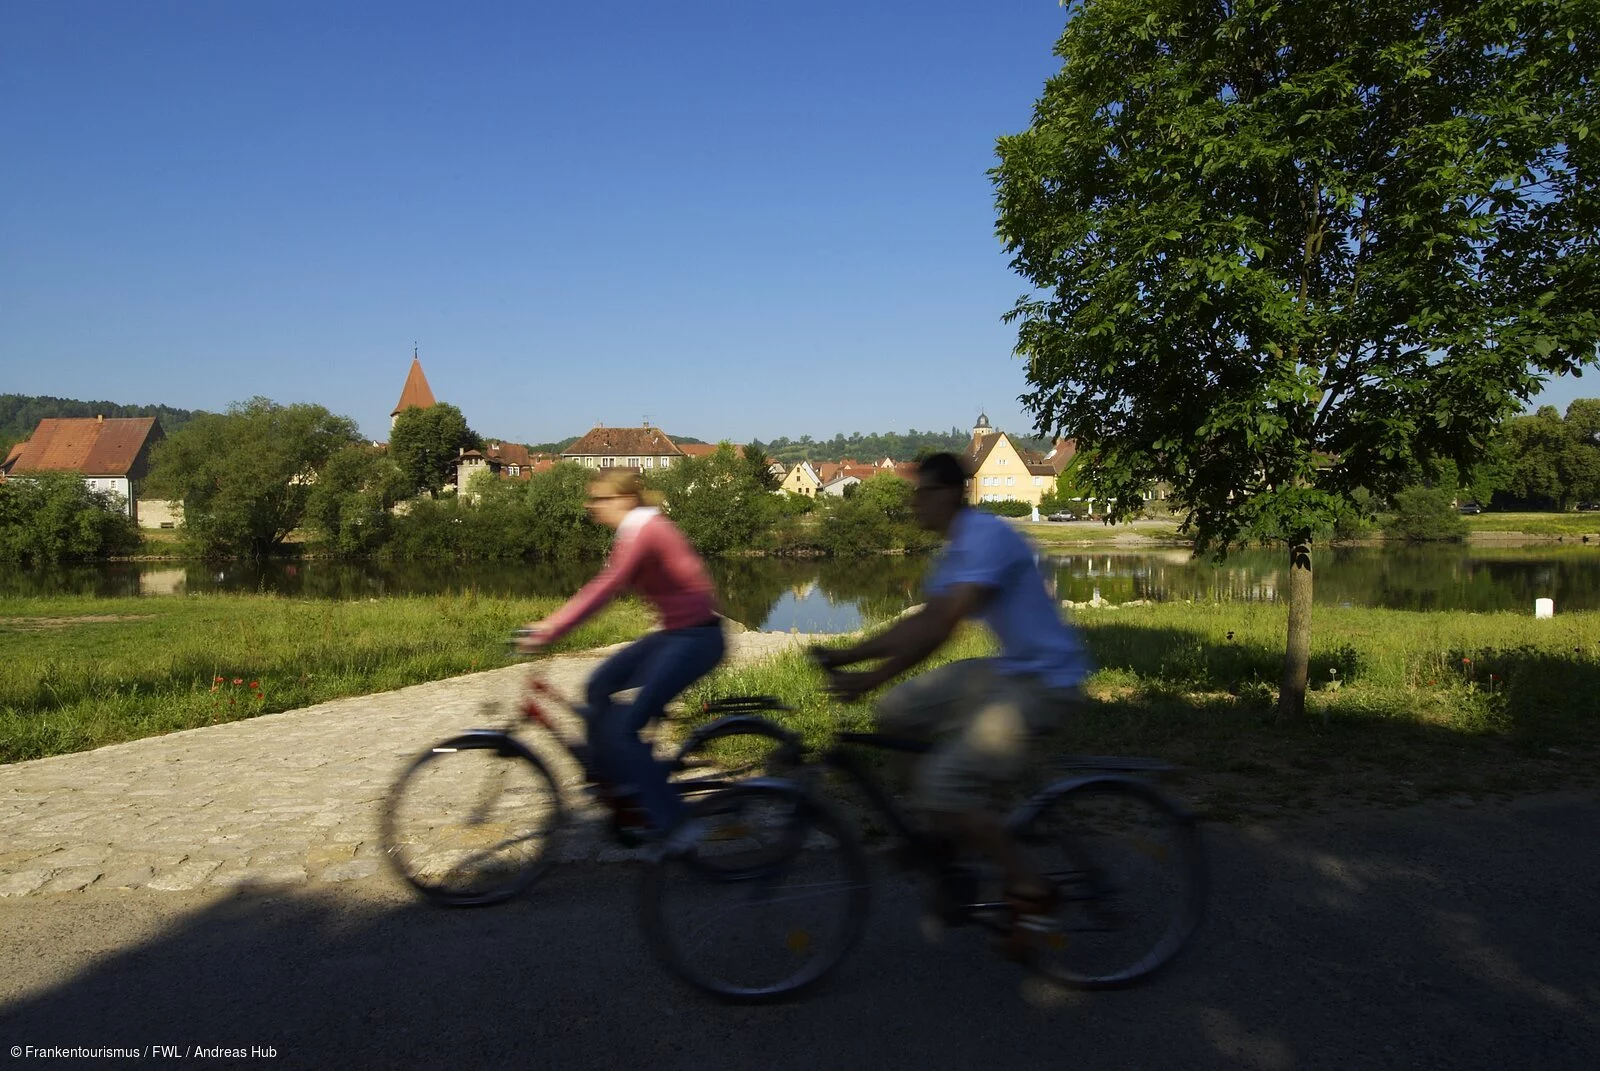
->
xmin=1009 ymin=775 xmax=1207 ymax=988
xmin=641 ymin=781 xmax=869 ymax=1003
xmin=672 ymin=711 xmax=805 ymax=786
xmin=382 ymin=732 xmax=566 ymax=907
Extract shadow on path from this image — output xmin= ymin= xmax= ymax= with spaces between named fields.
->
xmin=2 ymin=798 xmax=1597 ymax=1070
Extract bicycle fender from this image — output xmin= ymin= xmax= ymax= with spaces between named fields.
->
xmin=676 ymin=715 xmax=804 ymax=762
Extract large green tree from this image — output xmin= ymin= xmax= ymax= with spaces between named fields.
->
xmin=994 ymin=0 xmax=1599 ymax=718
xmin=304 ymin=444 xmax=410 ymax=554
xmin=146 ymin=397 xmax=362 ymax=558
xmin=1500 ymin=401 xmax=1600 ymax=508
xmin=649 ymin=444 xmax=777 ymax=555
xmin=389 ymin=403 xmax=481 ymax=496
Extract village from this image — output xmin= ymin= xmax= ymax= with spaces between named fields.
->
xmin=1 ymin=353 xmax=1125 ymax=530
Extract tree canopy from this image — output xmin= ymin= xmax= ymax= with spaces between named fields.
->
xmin=146 ymin=397 xmax=363 ymax=558
xmin=389 ymin=403 xmax=481 ymax=496
xmin=993 ymin=0 xmax=1599 ymax=715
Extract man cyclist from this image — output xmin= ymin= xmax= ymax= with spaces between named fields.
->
xmin=813 ymin=452 xmax=1090 ymax=956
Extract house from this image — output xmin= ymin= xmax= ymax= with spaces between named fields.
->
xmin=962 ymin=413 xmax=1077 ymax=509
xmin=820 ymin=474 xmax=861 ymax=497
xmin=560 ymin=424 xmax=683 ymax=471
xmin=0 ymin=415 xmax=165 ymax=522
xmin=390 ymin=353 xmax=437 ymax=429
xmin=456 ymin=442 xmax=553 ymax=492
xmin=780 ymin=461 xmax=822 ymax=497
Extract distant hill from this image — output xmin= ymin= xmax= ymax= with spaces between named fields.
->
xmin=0 ymin=394 xmax=208 ymax=453
xmin=522 ymin=432 xmax=707 ymax=454
xmin=762 ymin=427 xmax=1055 ymax=464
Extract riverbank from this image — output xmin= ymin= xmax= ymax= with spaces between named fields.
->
xmin=683 ymin=601 xmax=1600 ymax=819
xmin=0 ymin=594 xmax=657 ymax=763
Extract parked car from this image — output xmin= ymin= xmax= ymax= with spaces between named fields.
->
xmin=1458 ymin=502 xmax=1482 ymax=515
xmin=1046 ymin=511 xmax=1078 ymax=522
xmin=1578 ymin=502 xmax=1600 ymax=512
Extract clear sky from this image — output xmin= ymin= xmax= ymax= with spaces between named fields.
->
xmin=2 ymin=1 xmax=1590 ymax=445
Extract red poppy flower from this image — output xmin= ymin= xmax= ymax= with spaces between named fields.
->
xmin=232 ymin=678 xmax=244 ymax=685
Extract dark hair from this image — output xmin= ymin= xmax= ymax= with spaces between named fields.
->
xmin=917 ymin=452 xmax=968 ymax=492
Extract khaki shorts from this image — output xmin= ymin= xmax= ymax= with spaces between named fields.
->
xmin=875 ymin=658 xmax=1081 ymax=813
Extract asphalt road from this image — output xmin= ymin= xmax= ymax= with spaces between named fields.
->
xmin=1 ymin=795 xmax=1596 ymax=1071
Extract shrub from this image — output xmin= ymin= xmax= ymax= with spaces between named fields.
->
xmin=1385 ymin=486 xmax=1468 ymax=543
xmin=0 ymin=472 xmax=140 ymax=563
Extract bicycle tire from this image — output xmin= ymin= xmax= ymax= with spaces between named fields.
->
xmin=640 ymin=781 xmax=869 ymax=1003
xmin=671 ymin=710 xmax=806 ymax=787
xmin=1007 ymin=775 xmax=1207 ymax=988
xmin=381 ymin=731 xmax=566 ymax=907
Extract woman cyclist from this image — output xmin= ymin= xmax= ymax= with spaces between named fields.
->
xmin=517 ymin=468 xmax=724 ymax=854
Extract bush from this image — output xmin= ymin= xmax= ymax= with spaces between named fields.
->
xmin=816 ymin=474 xmax=933 ymax=555
xmin=0 ymin=472 xmax=140 ymax=563
xmin=977 ymin=501 xmax=1033 ymax=517
xmin=1385 ymin=486 xmax=1468 ymax=543
xmin=648 ymin=445 xmax=777 ymax=556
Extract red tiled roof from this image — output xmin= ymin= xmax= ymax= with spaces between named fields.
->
xmin=485 ymin=442 xmax=532 ymax=468
xmin=3 ymin=417 xmax=162 ymax=478
xmin=677 ymin=443 xmax=722 ymax=458
xmin=562 ymin=426 xmax=682 ymax=457
xmin=1045 ymin=438 xmax=1078 ymax=474
xmin=392 ymin=357 xmax=437 ymax=416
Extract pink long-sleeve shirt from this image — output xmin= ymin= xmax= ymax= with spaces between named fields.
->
xmin=536 ymin=508 xmax=718 ymax=643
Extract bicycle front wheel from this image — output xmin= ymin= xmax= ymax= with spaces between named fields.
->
xmin=381 ymin=732 xmax=566 ymax=907
xmin=1009 ymin=776 xmax=1207 ymax=988
xmin=641 ymin=781 xmax=868 ymax=1003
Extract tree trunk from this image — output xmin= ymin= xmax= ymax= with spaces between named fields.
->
xmin=1276 ymin=538 xmax=1313 ymax=721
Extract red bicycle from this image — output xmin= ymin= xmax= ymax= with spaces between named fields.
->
xmin=380 ymin=646 xmax=805 ymax=907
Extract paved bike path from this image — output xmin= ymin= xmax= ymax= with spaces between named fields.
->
xmin=1 ymin=794 xmax=1595 ymax=1070
xmin=0 ymin=631 xmax=818 ymax=899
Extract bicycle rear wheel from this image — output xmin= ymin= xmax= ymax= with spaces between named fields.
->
xmin=1009 ymin=776 xmax=1207 ymax=988
xmin=382 ymin=732 xmax=565 ymax=907
xmin=641 ymin=781 xmax=868 ymax=1003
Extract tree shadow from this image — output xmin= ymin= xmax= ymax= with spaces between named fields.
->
xmin=2 ymin=801 xmax=1597 ymax=1070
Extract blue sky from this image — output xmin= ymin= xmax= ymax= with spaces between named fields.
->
xmin=1 ymin=1 xmax=1589 ymax=445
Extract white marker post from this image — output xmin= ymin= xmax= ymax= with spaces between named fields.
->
xmin=1535 ymin=598 xmax=1554 ymax=619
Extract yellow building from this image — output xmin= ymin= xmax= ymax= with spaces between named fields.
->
xmin=780 ymin=460 xmax=822 ymax=497
xmin=962 ymin=414 xmax=1075 ymax=508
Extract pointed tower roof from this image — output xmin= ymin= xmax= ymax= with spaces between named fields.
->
xmin=392 ymin=355 xmax=437 ymax=417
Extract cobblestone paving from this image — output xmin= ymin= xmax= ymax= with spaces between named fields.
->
xmin=0 ymin=631 xmax=816 ymax=897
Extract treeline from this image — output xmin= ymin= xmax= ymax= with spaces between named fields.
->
xmin=98 ymin=398 xmax=939 ymax=560
xmin=760 ymin=427 xmax=1053 ymax=464
xmin=0 ymin=394 xmax=206 ymax=453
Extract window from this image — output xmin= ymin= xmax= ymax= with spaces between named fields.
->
xmin=509 ymin=466 xmax=519 ymax=477
xmin=998 ymin=457 xmax=1006 ymax=465
xmin=627 ymin=457 xmax=639 ymax=468
xmin=1006 ymin=476 xmax=1015 ymax=486
xmin=603 ymin=457 xmax=614 ymax=467
xmin=1033 ymin=476 xmax=1043 ymax=486
xmin=660 ymin=457 xmax=671 ymax=468
xmin=644 ymin=457 xmax=654 ymax=468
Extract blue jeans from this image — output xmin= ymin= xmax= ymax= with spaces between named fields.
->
xmin=583 ymin=621 xmax=726 ymax=831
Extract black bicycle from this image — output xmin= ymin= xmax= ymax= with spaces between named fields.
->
xmin=380 ymin=653 xmax=807 ymax=907
xmin=643 ymin=728 xmax=1207 ymax=1001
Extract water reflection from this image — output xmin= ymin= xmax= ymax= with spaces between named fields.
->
xmin=1 ymin=546 xmax=1597 ymax=630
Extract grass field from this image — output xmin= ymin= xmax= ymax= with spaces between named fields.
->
xmin=682 ymin=601 xmax=1600 ymax=819
xmin=0 ymin=594 xmax=652 ymax=763
xmin=1462 ymin=512 xmax=1600 ymax=538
